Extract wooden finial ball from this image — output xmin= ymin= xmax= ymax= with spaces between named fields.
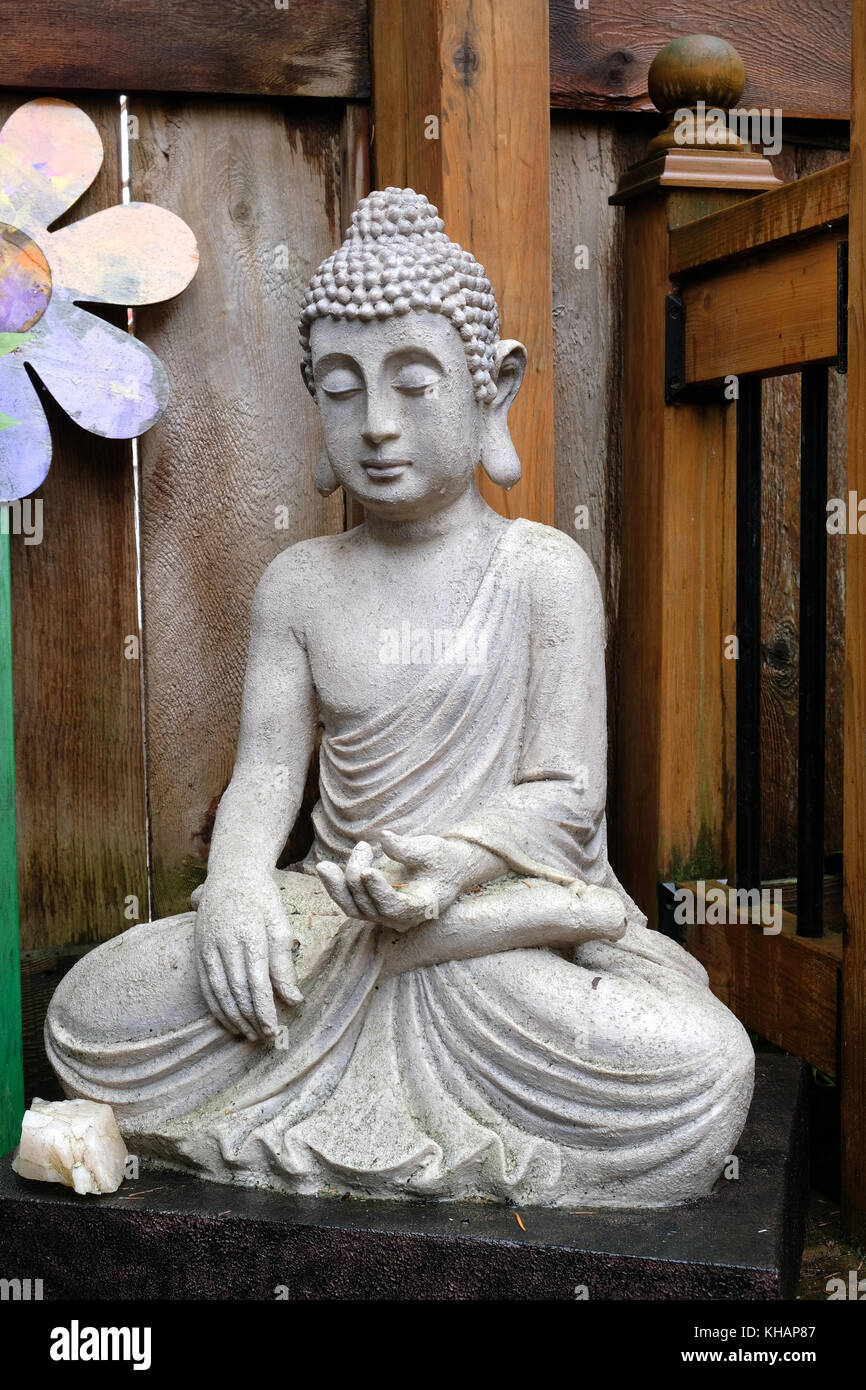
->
xmin=647 ymin=34 xmax=746 ymax=115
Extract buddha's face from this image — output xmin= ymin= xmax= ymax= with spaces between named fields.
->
xmin=310 ymin=310 xmax=484 ymax=520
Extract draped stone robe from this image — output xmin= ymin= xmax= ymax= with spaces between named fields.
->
xmin=46 ymin=520 xmax=754 ymax=1208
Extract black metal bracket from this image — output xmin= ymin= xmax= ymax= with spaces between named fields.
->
xmin=837 ymin=239 xmax=848 ymax=375
xmin=657 ymin=881 xmax=683 ymax=943
xmin=664 ymin=293 xmax=686 ymax=403
xmin=664 ymin=292 xmax=729 ymax=405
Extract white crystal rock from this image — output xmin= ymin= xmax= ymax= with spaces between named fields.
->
xmin=12 ymin=1097 xmax=128 ymax=1195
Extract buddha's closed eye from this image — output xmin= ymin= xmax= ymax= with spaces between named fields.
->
xmin=317 ymin=362 xmax=441 ymax=398
xmin=319 ymin=367 xmax=363 ymax=399
xmin=391 ymin=363 xmax=442 ymax=395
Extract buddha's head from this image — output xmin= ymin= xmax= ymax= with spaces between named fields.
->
xmin=299 ymin=187 xmax=526 ymax=520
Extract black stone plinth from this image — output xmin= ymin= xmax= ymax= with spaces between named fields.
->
xmin=0 ymin=1055 xmax=807 ymax=1300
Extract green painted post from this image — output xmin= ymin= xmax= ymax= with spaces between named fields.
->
xmin=0 ymin=523 xmax=24 ymax=1154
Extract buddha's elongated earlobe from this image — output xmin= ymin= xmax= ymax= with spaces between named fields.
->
xmin=479 ymin=338 xmax=526 ymax=489
xmin=479 ymin=431 xmax=522 ymax=489
xmin=314 ymin=449 xmax=340 ymax=497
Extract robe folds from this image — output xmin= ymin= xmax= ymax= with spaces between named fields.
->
xmin=46 ymin=520 xmax=754 ymax=1207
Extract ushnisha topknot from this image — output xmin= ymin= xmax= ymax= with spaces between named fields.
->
xmin=299 ymin=187 xmax=501 ymax=403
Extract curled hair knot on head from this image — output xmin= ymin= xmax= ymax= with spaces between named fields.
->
xmin=298 ymin=187 xmax=501 ymax=403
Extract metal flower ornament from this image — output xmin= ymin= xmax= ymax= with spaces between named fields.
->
xmin=0 ymin=97 xmax=198 ymax=501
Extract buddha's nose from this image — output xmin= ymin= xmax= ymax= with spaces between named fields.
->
xmin=362 ymin=397 xmax=400 ymax=446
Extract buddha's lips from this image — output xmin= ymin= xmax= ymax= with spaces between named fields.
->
xmin=362 ymin=459 xmax=411 ymax=479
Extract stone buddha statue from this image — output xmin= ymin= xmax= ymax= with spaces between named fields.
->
xmin=45 ymin=188 xmax=754 ymax=1208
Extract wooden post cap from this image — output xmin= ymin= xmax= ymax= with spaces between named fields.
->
xmin=648 ymin=34 xmax=746 ymax=119
xmin=611 ymin=32 xmax=782 ymax=200
xmin=647 ymin=34 xmax=748 ymax=155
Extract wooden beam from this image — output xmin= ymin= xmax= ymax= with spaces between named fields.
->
xmin=549 ymin=0 xmax=851 ymax=121
xmin=371 ymin=0 xmax=554 ymax=524
xmin=681 ymin=233 xmax=843 ymax=384
xmin=0 ymin=529 xmax=23 ymax=1152
xmin=681 ymin=882 xmax=842 ymax=1078
xmin=0 ymin=0 xmax=851 ymax=119
xmin=0 ymin=0 xmax=370 ymax=98
xmin=842 ymin=0 xmax=866 ymax=1244
xmin=670 ymin=160 xmax=849 ymax=279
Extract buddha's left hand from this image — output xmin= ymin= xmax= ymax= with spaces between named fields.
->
xmin=317 ymin=832 xmax=487 ymax=931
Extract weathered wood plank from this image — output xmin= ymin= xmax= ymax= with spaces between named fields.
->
xmin=131 ymin=100 xmax=345 ymax=916
xmin=549 ymin=115 xmax=646 ymax=857
xmin=670 ymin=160 xmax=849 ymax=278
xmin=550 ymin=0 xmax=851 ymax=121
xmin=0 ymin=1 xmax=851 ymax=118
xmin=681 ymin=882 xmax=842 ymax=1078
xmin=340 ymin=103 xmax=371 ymax=534
xmin=550 ymin=116 xmax=644 ymax=593
xmin=682 ymin=233 xmax=842 ymax=385
xmin=760 ymin=369 xmax=801 ymax=878
xmin=4 ymin=96 xmax=148 ymax=950
xmin=371 ymin=0 xmax=555 ymax=525
xmin=0 ymin=1 xmax=369 ymax=100
xmin=339 ymin=106 xmax=370 ymax=272
xmin=842 ymin=0 xmax=866 ymax=1243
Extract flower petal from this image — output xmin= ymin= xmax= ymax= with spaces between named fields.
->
xmin=48 ymin=202 xmax=198 ymax=305
xmin=0 ymin=223 xmax=52 ymax=333
xmin=0 ymin=352 xmax=51 ymax=501
xmin=0 ymin=99 xmax=103 ymax=231
xmin=21 ymin=296 xmax=169 ymax=439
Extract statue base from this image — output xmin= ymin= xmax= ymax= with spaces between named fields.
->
xmin=0 ymin=1055 xmax=807 ymax=1301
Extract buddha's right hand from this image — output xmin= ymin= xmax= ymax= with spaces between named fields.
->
xmin=194 ymin=871 xmax=303 ymax=1042
xmin=566 ymin=882 xmax=628 ymax=943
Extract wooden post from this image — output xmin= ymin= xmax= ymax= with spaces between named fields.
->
xmin=370 ymin=0 xmax=554 ymax=524
xmin=0 ymin=525 xmax=24 ymax=1154
xmin=842 ymin=3 xmax=866 ymax=1242
xmin=612 ymin=36 xmax=780 ymax=924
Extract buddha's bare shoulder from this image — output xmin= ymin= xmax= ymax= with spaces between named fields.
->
xmin=509 ymin=519 xmax=602 ymax=606
xmin=251 ymin=526 xmax=366 ymax=625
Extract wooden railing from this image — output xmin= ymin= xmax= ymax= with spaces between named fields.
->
xmin=669 ymin=164 xmax=848 ymax=386
xmin=614 ymin=31 xmax=866 ymax=1238
xmin=668 ymin=161 xmax=848 ymax=931
xmin=663 ymin=163 xmax=847 ymax=1106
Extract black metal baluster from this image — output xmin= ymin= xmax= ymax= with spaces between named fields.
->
xmin=737 ymin=375 xmax=763 ymax=892
xmin=797 ymin=364 xmax=829 ymax=936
